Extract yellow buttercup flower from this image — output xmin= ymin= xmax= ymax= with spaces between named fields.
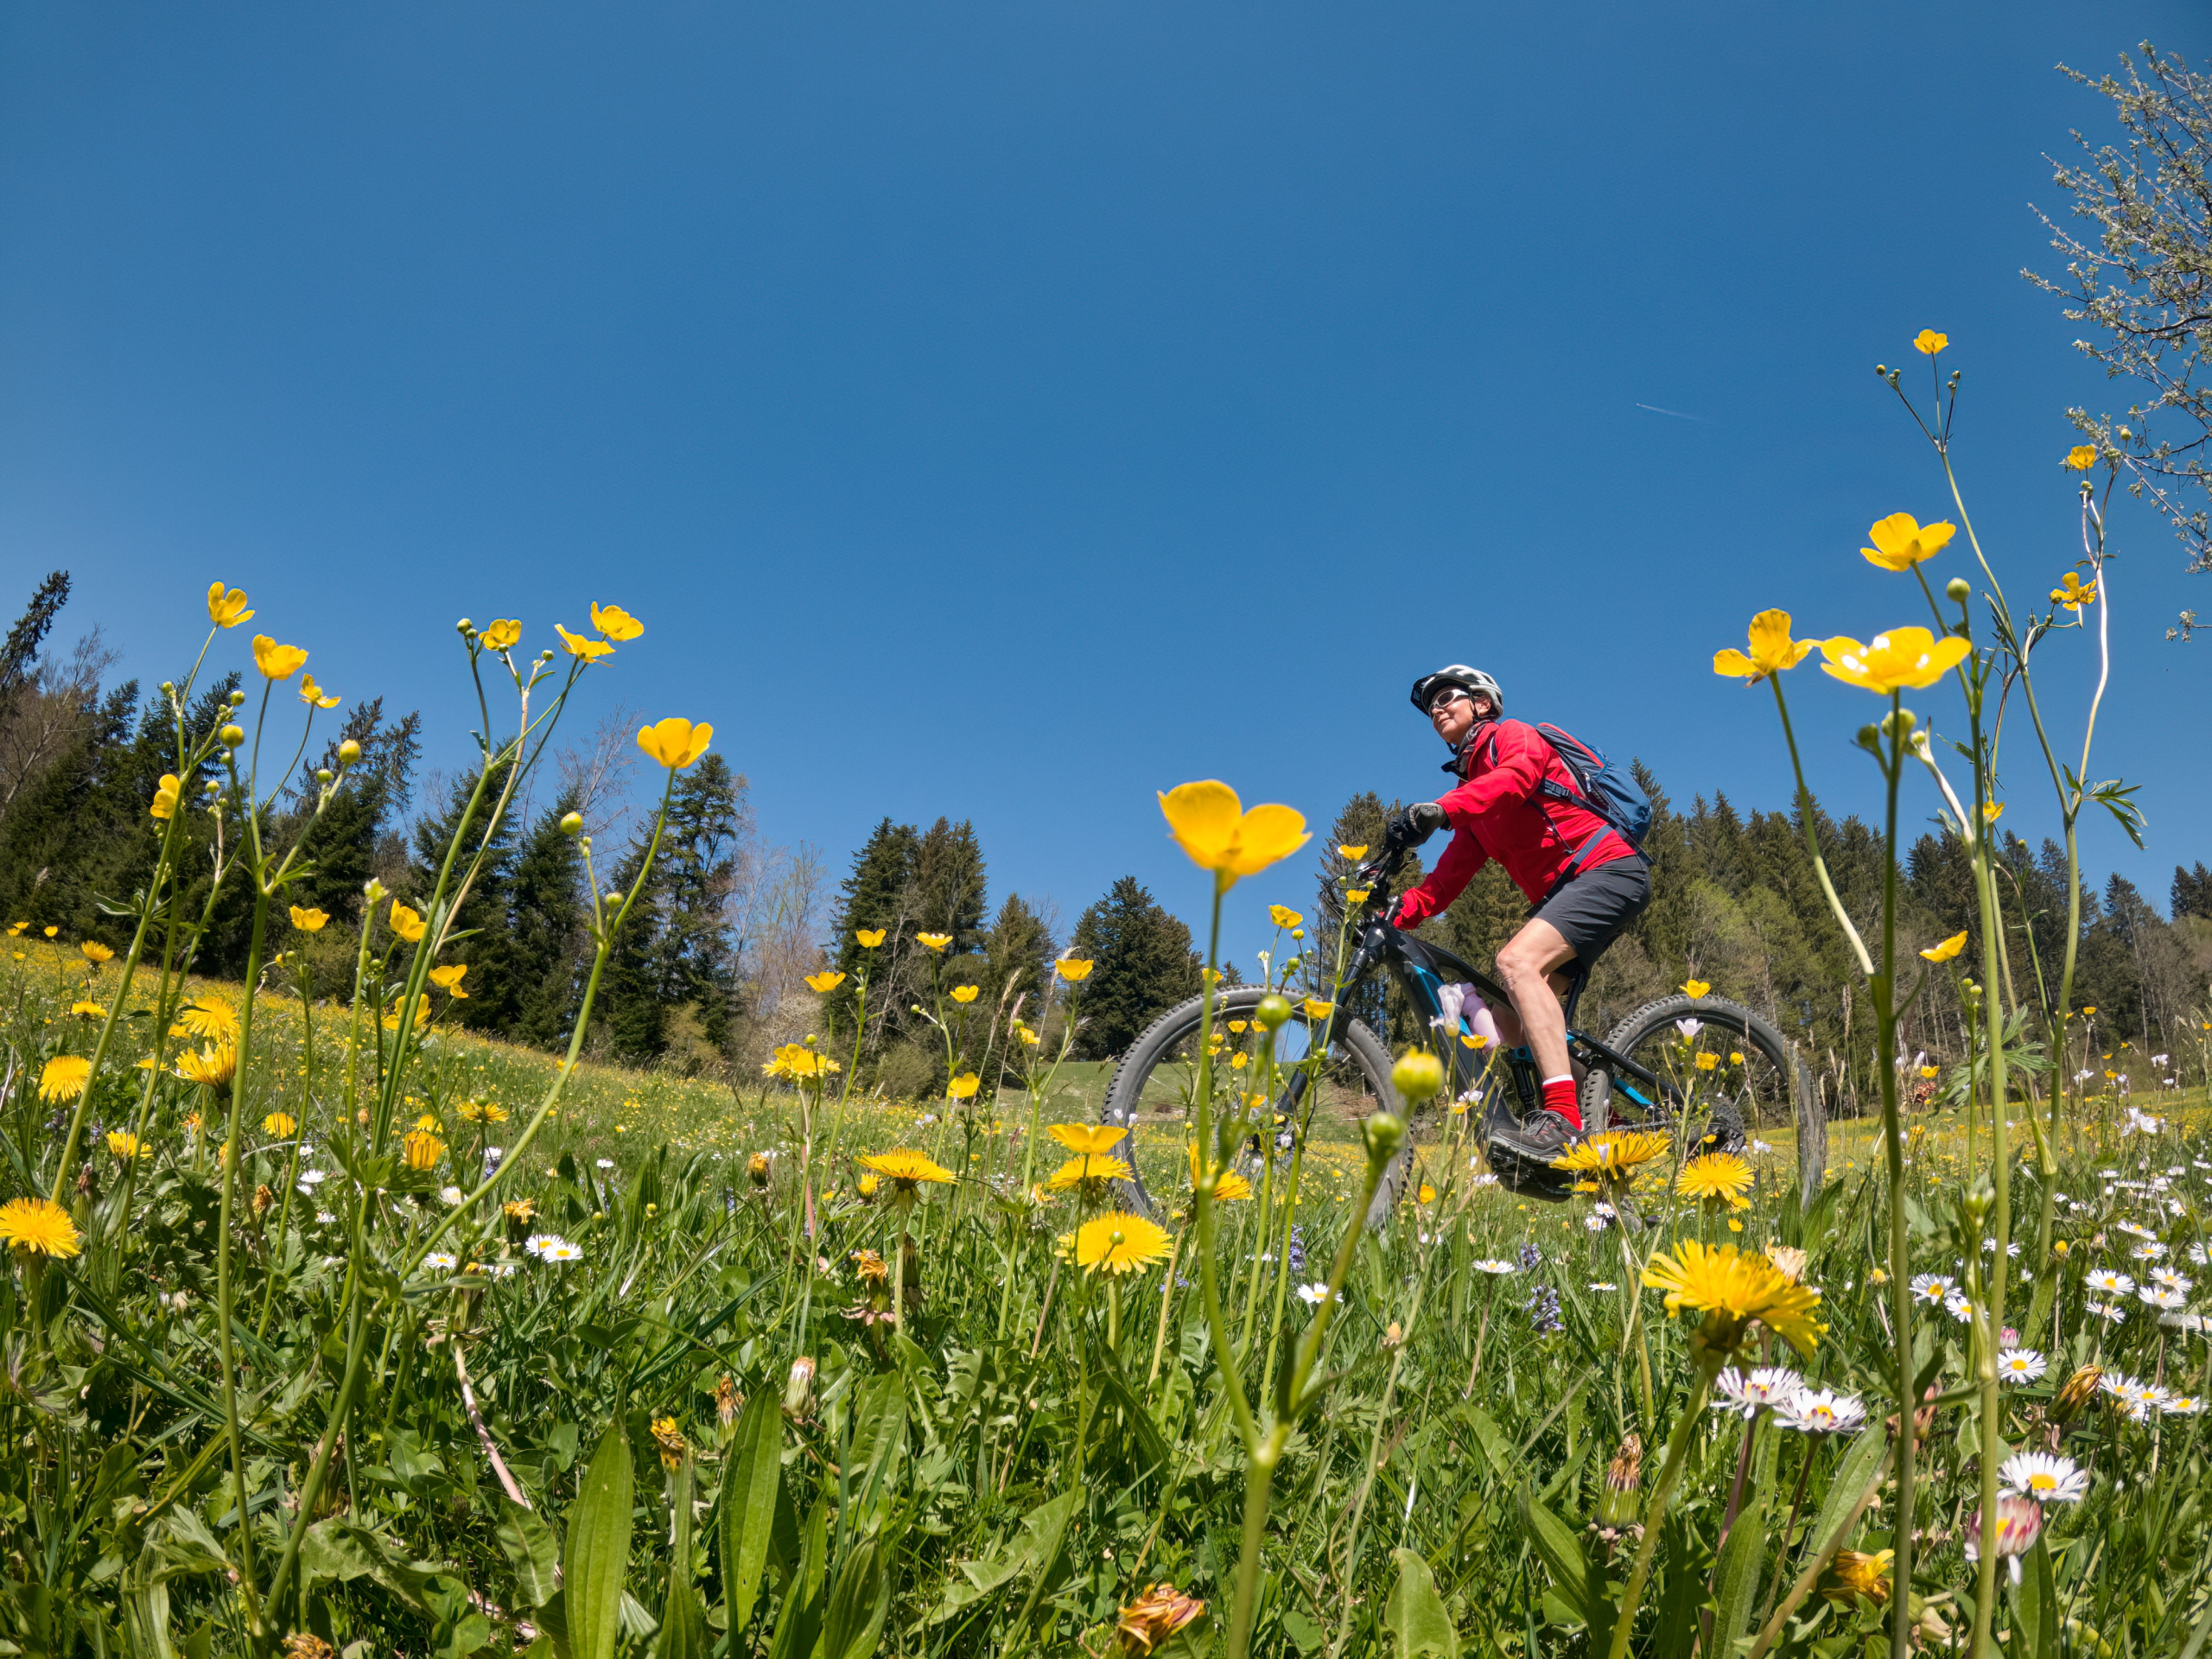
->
xmin=207 ymin=582 xmax=255 ymax=629
xmin=1860 ymin=512 xmax=1955 ymax=572
xmin=0 ymin=1197 xmax=81 ymax=1259
xmin=479 ymin=619 xmax=522 ymax=651
xmin=383 ymin=1000 xmax=431 ymax=1033
xmin=38 ymin=1055 xmax=92 ymax=1102
xmin=1712 ymin=610 xmax=1818 ymax=683
xmin=429 ymin=963 xmax=469 ymax=997
xmin=2051 ymin=572 xmax=2097 ymax=612
xmin=251 ymin=635 xmax=308 ymax=681
xmin=1818 ymin=627 xmax=1972 ymax=694
xmin=297 ymin=673 xmax=341 ymax=709
xmin=591 ymin=601 xmax=645 ymax=641
xmin=1694 ymin=1052 xmax=1719 ymax=1071
xmin=556 ymin=623 xmax=614 ymax=660
xmin=105 ymin=1130 xmax=142 ymax=1161
xmin=1051 ymin=1122 xmax=1128 ymax=1156
xmin=917 ymin=933 xmax=952 ymax=952
xmin=1055 ymin=957 xmax=1094 ymax=982
xmin=1912 ymin=329 xmax=1948 ymax=355
xmin=1076 ymin=1211 xmax=1173 ymax=1275
xmin=263 ymin=1112 xmax=298 ymax=1139
xmin=1344 ymin=887 xmax=1370 ymax=904
xmin=403 ymin=1128 xmax=445 ymax=1171
xmin=1269 ymin=905 xmax=1304 ymax=928
xmin=637 ymin=716 xmax=713 ymax=769
xmin=1917 ymin=1065 xmax=1939 ymax=1078
xmin=1681 ymin=979 xmax=1711 ymax=999
xmin=2063 ymin=445 xmax=2096 ymax=472
xmin=150 ymin=773 xmax=181 ymax=820
xmin=1302 ymin=999 xmax=1334 ymax=1020
xmin=1921 ymin=931 xmax=1967 ymax=963
xmin=857 ymin=1149 xmax=956 ymax=1195
xmin=945 ymin=1072 xmax=982 ymax=1100
xmin=41 ymin=926 xmax=55 ymax=938
xmin=855 ymin=929 xmax=885 ymax=948
xmin=80 ymin=941 xmax=114 ymax=963
xmin=1641 ymin=1240 xmax=1827 ymax=1355
xmin=763 ymin=1042 xmax=840 ymax=1080
xmin=804 ymin=970 xmax=846 ymax=993
xmin=1982 ymin=801 xmax=2005 ymax=823
xmin=389 ymin=902 xmax=427 ymax=943
xmin=950 ymin=984 xmax=980 ymax=1004
xmin=290 ymin=906 xmax=328 ymax=932
xmin=1418 ymin=1183 xmax=1437 ymax=1205
xmin=1338 ymin=843 xmax=1368 ymax=860
xmin=1158 ymin=781 xmax=1311 ymax=893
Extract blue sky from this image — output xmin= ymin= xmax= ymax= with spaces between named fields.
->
xmin=3 ymin=2 xmax=2209 ymax=966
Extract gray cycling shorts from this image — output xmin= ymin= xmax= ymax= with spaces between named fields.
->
xmin=1533 ymin=857 xmax=1650 ymax=968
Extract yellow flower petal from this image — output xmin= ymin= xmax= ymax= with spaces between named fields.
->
xmin=1920 ymin=931 xmax=1967 ymax=963
xmin=251 ymin=635 xmax=308 ymax=681
xmin=1817 ymin=627 xmax=1973 ymax=694
xmin=1158 ymin=781 xmax=1310 ymax=890
xmin=591 ymin=601 xmax=645 ymax=642
xmin=1860 ymin=513 xmax=1956 ymax=572
xmin=1912 ymin=329 xmax=1948 ymax=356
xmin=637 ymin=717 xmax=712 ymax=769
xmin=556 ymin=623 xmax=614 ymax=660
xmin=206 ymin=582 xmax=255 ymax=630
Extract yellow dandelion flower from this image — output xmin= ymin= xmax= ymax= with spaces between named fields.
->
xmin=1641 ymin=1240 xmax=1827 ymax=1355
xmin=1550 ymin=1129 xmax=1670 ymax=1178
xmin=263 ymin=1112 xmax=298 ymax=1138
xmin=1046 ymin=1154 xmax=1133 ymax=1191
xmin=1075 ymin=1211 xmax=1173 ymax=1275
xmin=1676 ymin=1153 xmax=1753 ymax=1208
xmin=0 ymin=1196 xmax=81 ymax=1258
xmin=856 ymin=1149 xmax=956 ymax=1194
xmin=37 ymin=1055 xmax=92 ymax=1103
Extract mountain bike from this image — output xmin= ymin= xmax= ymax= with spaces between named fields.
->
xmin=1099 ymin=820 xmax=1825 ymax=1227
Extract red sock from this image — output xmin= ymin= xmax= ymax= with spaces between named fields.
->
xmin=1541 ymin=1076 xmax=1582 ymax=1130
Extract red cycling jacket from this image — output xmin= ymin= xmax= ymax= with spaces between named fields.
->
xmin=1393 ymin=718 xmax=1638 ymax=927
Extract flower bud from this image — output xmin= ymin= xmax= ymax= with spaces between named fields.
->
xmin=1391 ymin=1050 xmax=1445 ymax=1103
xmin=338 ymin=739 xmax=362 ymax=766
xmin=1291 ymin=927 xmax=1305 ymax=940
xmin=783 ymin=1355 xmax=817 ymax=1420
xmin=159 ymin=681 xmax=175 ymax=696
xmin=1255 ymin=994 xmax=1294 ymax=1031
xmin=315 ymin=767 xmax=333 ymax=784
xmin=559 ymin=810 xmax=583 ymax=837
xmin=456 ymin=617 xmax=473 ymax=633
xmin=1363 ymin=1109 xmax=1407 ymax=1160
xmin=365 ymin=877 xmax=389 ymax=904
xmin=1881 ymin=708 xmax=1916 ymax=739
xmin=219 ymin=723 xmax=245 ymax=749
xmin=1946 ymin=576 xmax=1972 ymax=603
xmin=1855 ymin=724 xmax=1881 ymax=752
xmin=227 ymin=689 xmax=246 ymax=707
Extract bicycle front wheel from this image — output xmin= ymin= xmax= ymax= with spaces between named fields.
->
xmin=1099 ymin=986 xmax=1410 ymax=1231
xmin=1582 ymin=993 xmax=1826 ymax=1205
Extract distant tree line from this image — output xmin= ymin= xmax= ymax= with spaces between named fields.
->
xmin=0 ymin=574 xmax=825 ymax=1074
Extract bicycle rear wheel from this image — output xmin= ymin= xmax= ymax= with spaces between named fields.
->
xmin=1582 ymin=994 xmax=1826 ymax=1204
xmin=1099 ymin=986 xmax=1411 ymax=1230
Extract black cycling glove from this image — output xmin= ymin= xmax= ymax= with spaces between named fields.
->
xmin=1389 ymin=801 xmax=1448 ymax=846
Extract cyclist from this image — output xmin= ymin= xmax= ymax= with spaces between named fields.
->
xmin=1387 ymin=666 xmax=1651 ymax=1163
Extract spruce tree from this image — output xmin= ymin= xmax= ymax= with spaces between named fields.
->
xmin=1068 ymin=876 xmax=1201 ymax=1058
xmin=508 ymin=788 xmax=590 ymax=1049
xmin=655 ymin=754 xmax=746 ymax=1051
xmin=830 ymin=817 xmax=921 ymax=1051
xmin=407 ymin=759 xmax=523 ymax=1035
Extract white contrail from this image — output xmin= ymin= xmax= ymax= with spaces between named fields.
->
xmin=1635 ymin=403 xmax=1713 ymax=423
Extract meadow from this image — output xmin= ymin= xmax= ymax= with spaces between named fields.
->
xmin=3 ymin=331 xmax=2211 ymax=1659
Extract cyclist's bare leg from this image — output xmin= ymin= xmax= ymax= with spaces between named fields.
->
xmin=1493 ymin=917 xmax=1579 ymax=1082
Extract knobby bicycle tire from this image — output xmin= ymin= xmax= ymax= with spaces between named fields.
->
xmin=1582 ymin=993 xmax=1827 ymax=1204
xmin=1098 ymin=987 xmax=1412 ymax=1231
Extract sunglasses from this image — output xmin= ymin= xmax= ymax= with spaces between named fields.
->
xmin=1429 ymin=690 xmax=1473 ymax=715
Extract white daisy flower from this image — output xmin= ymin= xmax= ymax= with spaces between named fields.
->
xmin=1470 ymin=1170 xmax=1501 ymax=1186
xmin=1711 ymin=1367 xmax=1803 ymax=1419
xmin=1995 ymin=1348 xmax=2047 ymax=1383
xmin=2132 ymin=1240 xmax=2169 ymax=1262
xmin=594 ymin=1158 xmax=615 ymax=1170
xmin=2151 ymin=1268 xmax=2192 ymax=1293
xmin=2139 ymin=1285 xmax=2188 ymax=1310
xmin=439 ymin=1185 xmax=466 ymax=1206
xmin=423 ymin=1252 xmax=457 ymax=1271
xmin=542 ymin=1239 xmax=585 ymax=1263
xmin=2115 ymin=1220 xmax=2156 ymax=1240
xmin=2086 ymin=1300 xmax=2127 ymax=1324
xmin=1295 ymin=1281 xmax=1341 ymax=1306
xmin=1909 ymin=1273 xmax=1956 ymax=1305
xmin=1999 ymin=1451 xmax=2089 ymax=1504
xmin=1943 ymin=1291 xmax=1974 ymax=1323
xmin=1583 ymin=1214 xmax=1611 ymax=1232
xmin=315 ymin=1211 xmax=336 ymax=1224
xmin=524 ymin=1232 xmax=561 ymax=1259
xmin=2084 ymin=1268 xmax=2136 ymax=1296
xmin=2164 ymin=1393 xmax=2207 ymax=1415
xmin=1588 ymin=1281 xmax=1618 ymax=1292
xmin=1471 ymin=1258 xmax=1519 ymax=1274
xmin=1773 ymin=1388 xmax=1866 ymax=1434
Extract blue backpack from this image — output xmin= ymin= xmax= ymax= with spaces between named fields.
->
xmin=1532 ymin=723 xmax=1653 ymax=855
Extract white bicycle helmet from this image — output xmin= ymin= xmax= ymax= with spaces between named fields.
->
xmin=1409 ymin=664 xmax=1504 ymax=717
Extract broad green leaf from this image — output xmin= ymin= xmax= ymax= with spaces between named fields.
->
xmin=1803 ymin=1423 xmax=1889 ymax=1560
xmin=563 ymin=1421 xmax=636 ymax=1659
xmin=499 ymin=1500 xmax=562 ymax=1610
xmin=817 ymin=1538 xmax=891 ymax=1659
xmin=1007 ymin=1489 xmax=1081 ymax=1635
xmin=658 ymin=1577 xmax=707 ymax=1659
xmin=1385 ymin=1548 xmax=1459 ymax=1659
xmin=844 ymin=1374 xmax=908 ymax=1540
xmin=296 ymin=1519 xmax=437 ymax=1613
xmin=2017 ymin=1535 xmax=2059 ymax=1659
xmin=720 ymin=1390 xmax=783 ymax=1637
xmin=1709 ymin=1494 xmax=1766 ymax=1648
xmin=926 ymin=1488 xmax=1078 ymax=1629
